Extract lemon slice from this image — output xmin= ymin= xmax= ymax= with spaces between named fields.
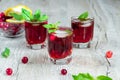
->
xmin=6 ymin=19 xmax=24 ymax=23
xmin=5 ymin=4 xmax=32 ymax=16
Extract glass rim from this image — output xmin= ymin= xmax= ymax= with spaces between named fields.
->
xmin=49 ymin=26 xmax=73 ymax=35
xmin=71 ymin=16 xmax=94 ymax=22
xmin=25 ymin=20 xmax=48 ymax=23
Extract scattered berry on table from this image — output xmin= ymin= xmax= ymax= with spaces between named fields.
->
xmin=21 ymin=56 xmax=28 ymax=64
xmin=106 ymin=50 xmax=113 ymax=58
xmin=6 ymin=68 xmax=13 ymax=76
xmin=61 ymin=69 xmax=67 ymax=75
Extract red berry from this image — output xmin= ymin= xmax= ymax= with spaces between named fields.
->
xmin=49 ymin=34 xmax=56 ymax=41
xmin=61 ymin=69 xmax=67 ymax=75
xmin=106 ymin=50 xmax=113 ymax=58
xmin=6 ymin=68 xmax=13 ymax=76
xmin=22 ymin=56 xmax=28 ymax=64
xmin=0 ymin=12 xmax=5 ymax=18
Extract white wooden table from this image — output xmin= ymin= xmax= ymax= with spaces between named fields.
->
xmin=0 ymin=0 xmax=120 ymax=80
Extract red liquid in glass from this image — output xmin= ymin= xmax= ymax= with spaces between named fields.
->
xmin=72 ymin=18 xmax=94 ymax=43
xmin=25 ymin=21 xmax=47 ymax=45
xmin=48 ymin=28 xmax=73 ymax=60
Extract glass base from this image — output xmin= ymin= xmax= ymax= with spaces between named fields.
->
xmin=73 ymin=42 xmax=90 ymax=49
xmin=50 ymin=55 xmax=72 ymax=65
xmin=27 ymin=43 xmax=46 ymax=50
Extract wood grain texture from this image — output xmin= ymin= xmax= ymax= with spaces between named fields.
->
xmin=0 ymin=0 xmax=120 ymax=80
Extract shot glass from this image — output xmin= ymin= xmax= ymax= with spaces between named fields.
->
xmin=24 ymin=21 xmax=47 ymax=49
xmin=71 ymin=16 xmax=94 ymax=48
xmin=0 ymin=22 xmax=24 ymax=38
xmin=48 ymin=27 xmax=73 ymax=64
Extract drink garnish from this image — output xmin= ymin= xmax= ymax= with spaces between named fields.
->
xmin=44 ymin=21 xmax=60 ymax=33
xmin=78 ymin=11 xmax=88 ymax=20
xmin=21 ymin=8 xmax=48 ymax=22
xmin=10 ymin=13 xmax=23 ymax=20
xmin=1 ymin=48 xmax=10 ymax=58
xmin=72 ymin=73 xmax=112 ymax=80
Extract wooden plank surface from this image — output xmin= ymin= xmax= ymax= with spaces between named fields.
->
xmin=0 ymin=0 xmax=120 ymax=80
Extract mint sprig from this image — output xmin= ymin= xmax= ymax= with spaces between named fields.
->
xmin=78 ymin=11 xmax=88 ymax=20
xmin=22 ymin=8 xmax=48 ymax=22
xmin=10 ymin=8 xmax=48 ymax=22
xmin=22 ymin=8 xmax=33 ymax=21
xmin=72 ymin=73 xmax=112 ymax=80
xmin=43 ymin=21 xmax=60 ymax=33
xmin=1 ymin=48 xmax=10 ymax=58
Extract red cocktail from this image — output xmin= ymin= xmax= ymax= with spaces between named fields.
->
xmin=71 ymin=17 xmax=94 ymax=48
xmin=48 ymin=27 xmax=73 ymax=64
xmin=25 ymin=21 xmax=47 ymax=49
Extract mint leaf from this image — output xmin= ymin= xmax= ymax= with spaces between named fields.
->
xmin=22 ymin=8 xmax=48 ymax=22
xmin=72 ymin=73 xmax=94 ymax=80
xmin=22 ymin=8 xmax=32 ymax=21
xmin=33 ymin=10 xmax=41 ymax=21
xmin=44 ymin=21 xmax=60 ymax=29
xmin=97 ymin=75 xmax=112 ymax=80
xmin=48 ymin=29 xmax=57 ymax=33
xmin=39 ymin=14 xmax=48 ymax=22
xmin=72 ymin=73 xmax=112 ymax=80
xmin=1 ymin=48 xmax=10 ymax=58
xmin=78 ymin=11 xmax=88 ymax=20
xmin=43 ymin=21 xmax=60 ymax=33
xmin=10 ymin=13 xmax=23 ymax=20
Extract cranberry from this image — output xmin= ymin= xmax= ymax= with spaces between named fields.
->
xmin=6 ymin=68 xmax=13 ymax=76
xmin=106 ymin=50 xmax=113 ymax=58
xmin=0 ymin=12 xmax=5 ymax=18
xmin=22 ymin=56 xmax=28 ymax=64
xmin=49 ymin=34 xmax=56 ymax=41
xmin=61 ymin=69 xmax=67 ymax=75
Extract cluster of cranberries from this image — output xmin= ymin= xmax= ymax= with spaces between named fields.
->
xmin=0 ymin=12 xmax=12 ymax=22
xmin=0 ymin=12 xmax=6 ymax=22
xmin=0 ymin=12 xmax=12 ymax=29
xmin=0 ymin=12 xmax=23 ymax=36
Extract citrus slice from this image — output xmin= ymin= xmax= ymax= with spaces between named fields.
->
xmin=6 ymin=19 xmax=24 ymax=23
xmin=4 ymin=5 xmax=32 ymax=16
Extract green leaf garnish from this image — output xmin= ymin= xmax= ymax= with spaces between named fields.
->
xmin=1 ymin=48 xmax=10 ymax=58
xmin=78 ymin=11 xmax=88 ymax=20
xmin=39 ymin=14 xmax=48 ymax=22
xmin=43 ymin=21 xmax=60 ymax=33
xmin=22 ymin=8 xmax=48 ymax=22
xmin=22 ymin=8 xmax=33 ymax=21
xmin=72 ymin=73 xmax=94 ymax=80
xmin=33 ymin=10 xmax=41 ymax=21
xmin=10 ymin=13 xmax=23 ymax=20
xmin=97 ymin=75 xmax=112 ymax=80
xmin=9 ymin=8 xmax=48 ymax=22
xmin=72 ymin=73 xmax=112 ymax=80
